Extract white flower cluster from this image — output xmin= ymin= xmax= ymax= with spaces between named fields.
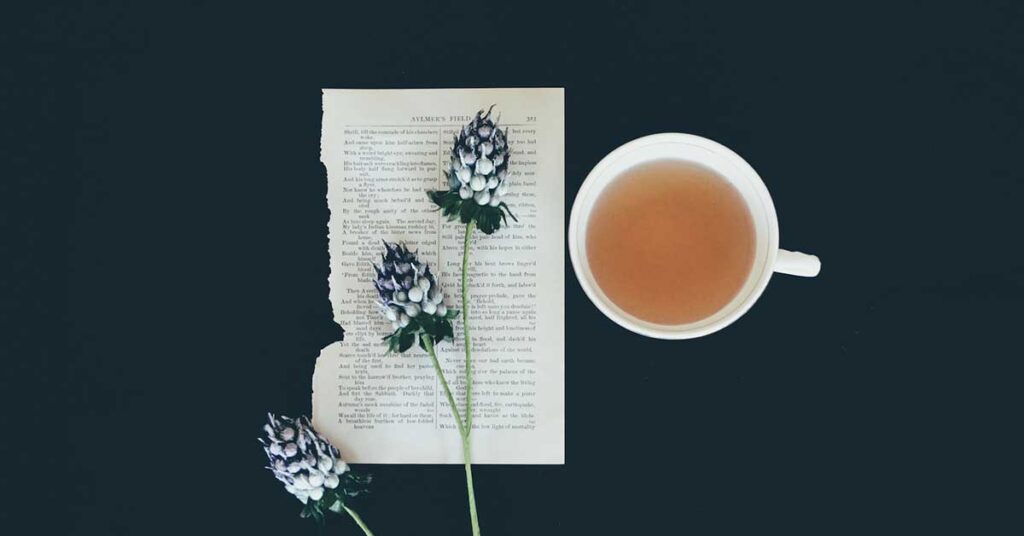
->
xmin=260 ymin=414 xmax=348 ymax=504
xmin=373 ymin=242 xmax=448 ymax=329
xmin=448 ymin=107 xmax=510 ymax=207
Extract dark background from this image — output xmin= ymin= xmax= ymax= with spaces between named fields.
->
xmin=3 ymin=1 xmax=1022 ymax=534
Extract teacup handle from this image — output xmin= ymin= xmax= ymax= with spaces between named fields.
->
xmin=775 ymin=249 xmax=821 ymax=277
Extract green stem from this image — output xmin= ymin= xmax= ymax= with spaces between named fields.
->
xmin=461 ymin=220 xmax=481 ymax=536
xmin=462 ymin=220 xmax=475 ymax=428
xmin=423 ymin=336 xmax=465 ymax=437
xmin=343 ymin=505 xmax=375 ymax=536
xmin=463 ymin=435 xmax=480 ymax=536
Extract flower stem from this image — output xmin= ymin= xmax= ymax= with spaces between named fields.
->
xmin=423 ymin=336 xmax=465 ymax=437
xmin=462 ymin=220 xmax=475 ymax=428
xmin=461 ymin=220 xmax=481 ymax=536
xmin=463 ymin=435 xmax=480 ymax=536
xmin=343 ymin=505 xmax=375 ymax=536
xmin=424 ymin=332 xmax=479 ymax=536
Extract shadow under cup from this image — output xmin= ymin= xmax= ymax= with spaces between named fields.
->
xmin=568 ymin=133 xmax=781 ymax=340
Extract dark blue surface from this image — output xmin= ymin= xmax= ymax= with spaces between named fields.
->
xmin=3 ymin=2 xmax=1022 ymax=534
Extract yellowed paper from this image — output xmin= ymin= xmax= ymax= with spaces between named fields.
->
xmin=313 ymin=88 xmax=565 ymax=464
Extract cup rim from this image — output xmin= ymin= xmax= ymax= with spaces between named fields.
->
xmin=567 ymin=132 xmax=780 ymax=339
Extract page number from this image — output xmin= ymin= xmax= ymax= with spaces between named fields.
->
xmin=526 ymin=116 xmax=537 ymax=122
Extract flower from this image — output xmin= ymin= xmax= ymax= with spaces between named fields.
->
xmin=428 ymin=106 xmax=518 ymax=234
xmin=260 ymin=414 xmax=371 ymax=523
xmin=373 ymin=241 xmax=458 ymax=352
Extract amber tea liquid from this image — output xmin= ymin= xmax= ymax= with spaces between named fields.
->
xmin=585 ymin=159 xmax=756 ymax=325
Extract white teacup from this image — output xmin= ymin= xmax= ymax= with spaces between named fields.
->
xmin=568 ymin=133 xmax=821 ymax=339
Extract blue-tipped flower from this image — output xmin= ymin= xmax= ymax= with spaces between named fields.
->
xmin=428 ymin=106 xmax=517 ymax=234
xmin=373 ymin=241 xmax=458 ymax=352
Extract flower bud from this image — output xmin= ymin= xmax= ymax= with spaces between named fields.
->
xmin=470 ymin=175 xmax=486 ymax=192
xmin=334 ymin=459 xmax=349 ymax=474
xmin=436 ymin=303 xmax=447 ymax=316
xmin=404 ymin=303 xmax=421 ymax=317
xmin=421 ymin=300 xmax=436 ymax=315
xmin=480 ymin=141 xmax=493 ymax=156
xmin=456 ymin=167 xmax=471 ymax=183
xmin=283 ymin=443 xmax=298 ymax=457
xmin=307 ymin=470 xmax=324 ymax=487
xmin=280 ymin=427 xmax=295 ymax=441
xmin=408 ymin=286 xmax=424 ymax=303
xmin=487 ymin=177 xmax=498 ymax=189
xmin=489 ymin=194 xmax=501 ymax=207
xmin=324 ymin=473 xmax=340 ymax=489
xmin=459 ymin=185 xmax=472 ymax=199
xmin=496 ymin=181 xmax=510 ymax=196
xmin=308 ymin=487 xmax=324 ymax=501
xmin=476 ymin=156 xmax=494 ymax=175
xmin=474 ymin=190 xmax=490 ymax=206
xmin=398 ymin=313 xmax=410 ymax=327
xmin=418 ymin=277 xmax=431 ymax=292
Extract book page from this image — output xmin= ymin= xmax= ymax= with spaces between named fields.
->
xmin=313 ymin=88 xmax=564 ymax=464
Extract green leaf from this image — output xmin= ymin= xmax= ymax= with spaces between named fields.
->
xmin=477 ymin=207 xmax=500 ymax=234
xmin=499 ymin=202 xmax=519 ymax=223
xmin=446 ymin=308 xmax=461 ymax=319
xmin=397 ymin=331 xmax=415 ymax=352
xmin=328 ymin=498 xmax=345 ymax=514
xmin=459 ymin=200 xmax=479 ymax=224
xmin=440 ymin=318 xmax=454 ymax=341
xmin=300 ymin=501 xmax=326 ymax=525
xmin=427 ymin=189 xmax=448 ymax=209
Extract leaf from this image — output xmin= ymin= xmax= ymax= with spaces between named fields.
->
xmin=499 ymin=202 xmax=519 ymax=222
xmin=301 ymin=501 xmax=326 ymax=525
xmin=427 ymin=190 xmax=443 ymax=208
xmin=446 ymin=308 xmax=460 ymax=320
xmin=459 ymin=200 xmax=479 ymax=224
xmin=397 ymin=331 xmax=415 ymax=352
xmin=385 ymin=334 xmax=398 ymax=354
xmin=418 ymin=314 xmax=436 ymax=332
xmin=328 ymin=498 xmax=345 ymax=514
xmin=477 ymin=207 xmax=500 ymax=234
xmin=440 ymin=318 xmax=454 ymax=341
